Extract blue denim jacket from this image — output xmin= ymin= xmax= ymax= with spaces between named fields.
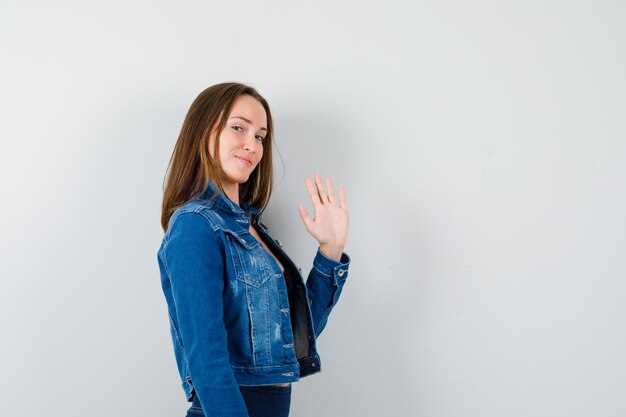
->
xmin=157 ymin=180 xmax=351 ymax=416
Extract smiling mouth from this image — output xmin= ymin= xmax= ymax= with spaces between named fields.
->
xmin=236 ymin=156 xmax=252 ymax=166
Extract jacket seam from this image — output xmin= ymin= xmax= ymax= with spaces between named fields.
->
xmin=315 ymin=289 xmax=340 ymax=336
xmin=312 ymin=265 xmax=333 ymax=278
xmin=231 ymin=362 xmax=299 ymax=370
xmin=159 ymin=250 xmax=171 ymax=277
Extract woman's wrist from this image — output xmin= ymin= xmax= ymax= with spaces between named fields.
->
xmin=319 ymin=244 xmax=344 ymax=262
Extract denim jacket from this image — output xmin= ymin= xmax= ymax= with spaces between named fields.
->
xmin=157 ymin=180 xmax=351 ymax=416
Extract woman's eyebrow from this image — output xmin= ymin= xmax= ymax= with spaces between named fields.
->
xmin=229 ymin=116 xmax=267 ymax=132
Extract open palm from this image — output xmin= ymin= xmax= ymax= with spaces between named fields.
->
xmin=298 ymin=174 xmax=349 ymax=261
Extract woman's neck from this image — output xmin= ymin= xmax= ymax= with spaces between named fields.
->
xmin=222 ymin=183 xmax=240 ymax=207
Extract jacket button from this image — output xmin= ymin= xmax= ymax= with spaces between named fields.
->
xmin=311 ymin=362 xmax=316 ymax=368
xmin=337 ymin=269 xmax=345 ymax=277
xmin=275 ymin=239 xmax=283 ymax=247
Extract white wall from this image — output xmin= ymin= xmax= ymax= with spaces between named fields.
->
xmin=2 ymin=1 xmax=625 ymax=416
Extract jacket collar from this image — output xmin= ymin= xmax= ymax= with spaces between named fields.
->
xmin=198 ymin=179 xmax=263 ymax=223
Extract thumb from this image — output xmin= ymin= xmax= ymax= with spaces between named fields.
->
xmin=298 ymin=203 xmax=314 ymax=232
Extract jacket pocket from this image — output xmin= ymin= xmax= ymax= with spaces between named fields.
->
xmin=224 ymin=230 xmax=274 ymax=288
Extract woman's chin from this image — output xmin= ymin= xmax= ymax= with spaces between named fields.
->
xmin=234 ymin=174 xmax=251 ymax=185
xmin=222 ymin=170 xmax=251 ymax=185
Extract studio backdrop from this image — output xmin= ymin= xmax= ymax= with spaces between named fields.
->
xmin=1 ymin=0 xmax=625 ymax=416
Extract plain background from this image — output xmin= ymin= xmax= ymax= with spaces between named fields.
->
xmin=2 ymin=0 xmax=625 ymax=416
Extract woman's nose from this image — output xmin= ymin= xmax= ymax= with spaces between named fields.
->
xmin=243 ymin=134 xmax=260 ymax=151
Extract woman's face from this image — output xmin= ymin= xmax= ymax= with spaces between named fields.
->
xmin=209 ymin=94 xmax=267 ymax=190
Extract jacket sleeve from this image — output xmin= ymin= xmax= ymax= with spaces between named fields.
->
xmin=305 ymin=247 xmax=351 ymax=337
xmin=162 ymin=212 xmax=249 ymax=417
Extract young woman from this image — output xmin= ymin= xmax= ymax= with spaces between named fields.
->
xmin=157 ymin=82 xmax=351 ymax=417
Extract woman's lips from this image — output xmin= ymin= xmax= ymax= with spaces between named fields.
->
xmin=235 ymin=155 xmax=252 ymax=166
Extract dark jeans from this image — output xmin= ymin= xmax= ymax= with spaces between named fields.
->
xmin=185 ymin=384 xmax=292 ymax=417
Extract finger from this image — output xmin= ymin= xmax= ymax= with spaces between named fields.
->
xmin=339 ymin=186 xmax=347 ymax=210
xmin=326 ymin=176 xmax=336 ymax=205
xmin=314 ymin=173 xmax=327 ymax=204
xmin=305 ymin=176 xmax=321 ymax=209
xmin=298 ymin=202 xmax=314 ymax=231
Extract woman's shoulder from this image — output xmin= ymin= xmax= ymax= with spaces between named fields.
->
xmin=167 ymin=201 xmax=222 ymax=235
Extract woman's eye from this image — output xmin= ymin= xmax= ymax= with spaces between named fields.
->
xmin=232 ymin=125 xmax=263 ymax=142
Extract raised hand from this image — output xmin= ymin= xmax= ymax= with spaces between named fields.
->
xmin=298 ymin=174 xmax=349 ymax=262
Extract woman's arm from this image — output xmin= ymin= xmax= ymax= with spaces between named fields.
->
xmin=306 ymin=247 xmax=351 ymax=337
xmin=298 ymin=174 xmax=351 ymax=337
xmin=162 ymin=212 xmax=249 ymax=417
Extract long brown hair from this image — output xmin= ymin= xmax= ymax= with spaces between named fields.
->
xmin=161 ymin=82 xmax=274 ymax=232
